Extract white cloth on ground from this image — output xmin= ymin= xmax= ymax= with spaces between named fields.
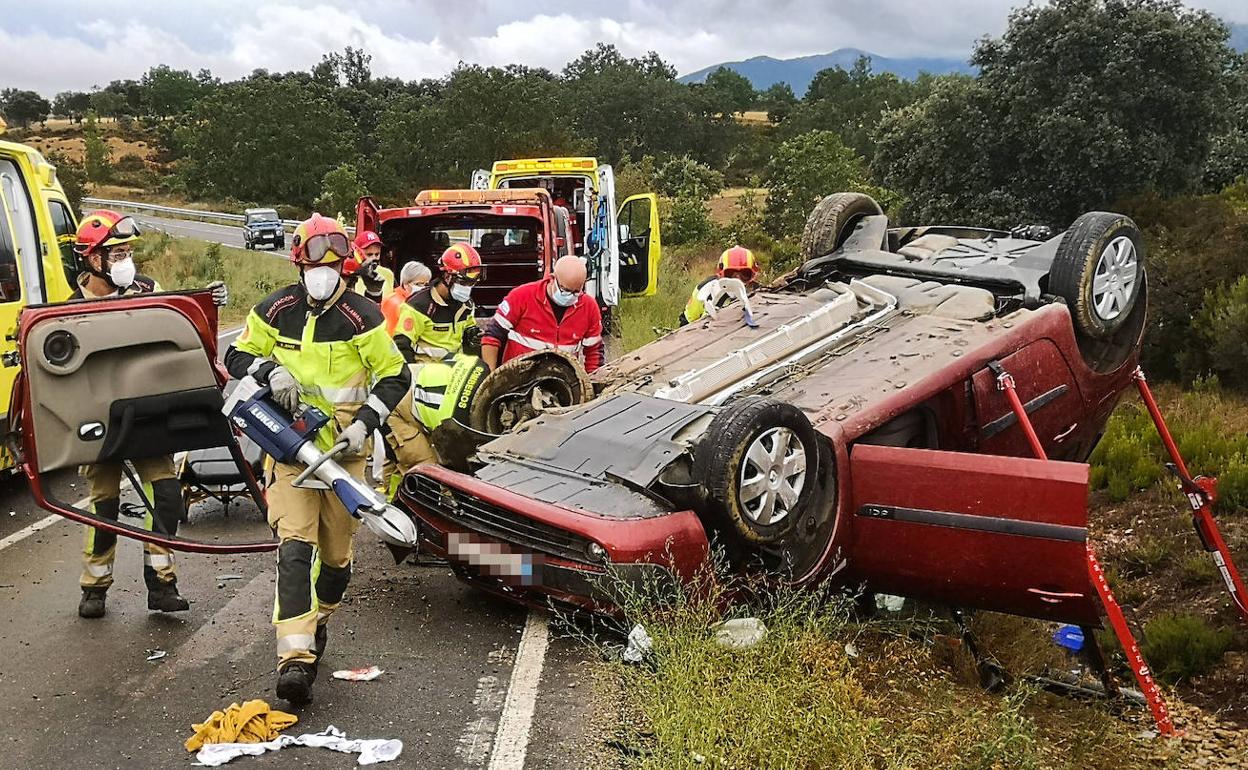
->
xmin=193 ymin=725 xmax=402 ymax=766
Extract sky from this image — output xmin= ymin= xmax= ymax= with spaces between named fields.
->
xmin=2 ymin=0 xmax=1245 ymax=95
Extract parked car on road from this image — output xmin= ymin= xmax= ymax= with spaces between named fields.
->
xmin=242 ymin=208 xmax=285 ymax=250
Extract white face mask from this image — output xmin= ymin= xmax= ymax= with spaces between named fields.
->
xmin=108 ymin=257 xmax=136 ymax=288
xmin=449 ymin=283 xmax=473 ymax=303
xmin=551 ymin=287 xmax=578 ymax=307
xmin=303 ymin=265 xmax=341 ymax=301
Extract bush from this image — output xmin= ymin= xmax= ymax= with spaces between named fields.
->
xmin=114 ymin=153 xmax=147 ymax=173
xmin=654 ymin=155 xmax=723 ymax=201
xmin=1141 ymin=613 xmax=1233 ymax=684
xmin=763 ymin=130 xmax=887 ymax=239
xmin=313 ymin=162 xmax=366 ymax=219
xmin=1116 ymin=536 xmax=1171 ymax=578
xmin=662 ymin=196 xmax=718 ymax=246
xmin=1192 ymin=275 xmax=1248 ymax=389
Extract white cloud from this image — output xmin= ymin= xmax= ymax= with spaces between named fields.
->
xmin=1 ymin=0 xmax=1244 ymax=95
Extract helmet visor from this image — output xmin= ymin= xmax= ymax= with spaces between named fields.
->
xmin=110 ymin=216 xmax=140 ymax=239
xmin=303 ymin=232 xmax=353 ymax=263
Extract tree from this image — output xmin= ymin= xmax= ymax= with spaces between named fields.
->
xmin=655 ymin=156 xmax=724 ymax=201
xmin=45 ymin=151 xmax=88 ymax=211
xmin=52 ymin=91 xmax=91 ymax=123
xmin=141 ymin=65 xmax=201 ymax=118
xmin=876 ymin=0 xmax=1238 ymax=226
xmin=89 ymin=88 xmax=127 ymax=120
xmin=177 ymin=78 xmax=353 ymax=205
xmin=313 ymin=163 xmax=367 ymax=218
xmin=1205 ymin=52 xmax=1248 ymax=191
xmin=703 ymin=67 xmax=755 ymax=115
xmin=82 ymin=111 xmax=112 ymax=183
xmin=0 ymin=89 xmax=51 ymax=128
xmin=764 ymin=130 xmax=879 ymax=238
xmin=758 ymin=83 xmax=798 ymax=123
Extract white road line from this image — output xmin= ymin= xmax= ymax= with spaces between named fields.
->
xmin=487 ymin=612 xmax=550 ymax=770
xmin=458 ymin=674 xmax=507 ymax=766
xmin=218 ymin=325 xmax=243 ymax=341
xmin=0 ymin=491 xmax=96 ymax=552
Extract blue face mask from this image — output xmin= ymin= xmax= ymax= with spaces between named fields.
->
xmin=449 ymin=283 xmax=473 ymax=303
xmin=551 ymin=287 xmax=578 ymax=307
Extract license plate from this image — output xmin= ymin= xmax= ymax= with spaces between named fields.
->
xmin=446 ymin=532 xmax=540 ymax=585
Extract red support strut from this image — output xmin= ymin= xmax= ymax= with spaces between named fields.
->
xmin=1133 ymin=368 xmax=1248 ymax=627
xmin=995 ymin=365 xmax=1176 ymax=736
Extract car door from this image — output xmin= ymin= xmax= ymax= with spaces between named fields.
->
xmin=616 ymin=193 xmax=662 ymax=297
xmin=11 ymin=293 xmax=275 ymax=553
xmin=972 ymin=341 xmax=1086 ymax=460
xmin=0 ymin=152 xmax=36 ymax=448
xmin=844 ymin=443 xmax=1100 ymax=625
xmin=595 ymin=165 xmax=620 ymax=307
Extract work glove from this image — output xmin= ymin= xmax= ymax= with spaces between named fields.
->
xmin=208 ymin=280 xmax=229 ymax=307
xmin=359 ymin=262 xmax=385 ymax=295
xmin=338 ymin=420 xmax=370 ymax=455
xmin=267 ymin=366 xmax=300 ymax=413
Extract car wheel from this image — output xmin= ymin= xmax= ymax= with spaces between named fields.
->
xmin=244 ymin=239 xmax=253 ymax=250
xmin=469 ymin=351 xmax=593 ymax=434
xmin=694 ymin=396 xmax=819 ymax=548
xmin=799 ymin=192 xmax=883 ymax=263
xmin=1049 ymin=212 xmax=1145 ymax=339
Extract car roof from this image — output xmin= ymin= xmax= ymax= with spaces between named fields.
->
xmin=245 ymin=208 xmax=278 ymax=215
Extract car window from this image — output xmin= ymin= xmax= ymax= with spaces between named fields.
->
xmin=47 ymin=199 xmax=77 ymax=286
xmin=0 ymin=203 xmax=22 ymax=302
xmin=0 ymin=158 xmax=39 ymax=302
xmin=620 ymin=198 xmax=650 ymax=240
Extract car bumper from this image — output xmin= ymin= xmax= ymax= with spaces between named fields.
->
xmin=250 ymin=231 xmax=284 ymax=243
xmin=397 ymin=464 xmax=709 ymax=613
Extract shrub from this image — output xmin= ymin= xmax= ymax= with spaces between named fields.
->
xmin=662 ymin=195 xmax=718 ymax=246
xmin=114 ymin=153 xmax=147 ymax=173
xmin=764 ymin=130 xmax=884 ymax=239
xmin=1192 ymin=275 xmax=1248 ymax=390
xmin=1116 ymin=536 xmax=1170 ymax=577
xmin=1141 ymin=613 xmax=1233 ymax=684
xmin=654 ymin=155 xmax=723 ymax=201
xmin=1178 ymin=553 xmax=1219 ymax=587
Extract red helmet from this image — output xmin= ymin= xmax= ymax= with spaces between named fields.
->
xmin=438 ymin=243 xmax=483 ymax=280
xmin=290 ymin=214 xmax=352 ymax=266
xmin=717 ymin=245 xmax=759 ymax=282
xmin=75 ymin=209 xmax=140 ymax=257
xmin=354 ymin=230 xmax=383 ymax=251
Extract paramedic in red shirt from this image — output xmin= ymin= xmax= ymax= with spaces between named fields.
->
xmin=481 ymin=255 xmax=605 ymax=373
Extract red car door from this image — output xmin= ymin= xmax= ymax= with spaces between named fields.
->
xmin=844 ymin=443 xmax=1100 ymax=626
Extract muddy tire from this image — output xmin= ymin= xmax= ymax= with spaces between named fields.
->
xmin=693 ymin=397 xmax=819 ymax=549
xmin=799 ymin=192 xmax=883 ymax=263
xmin=469 ymin=351 xmax=593 ymax=434
xmin=1049 ymin=212 xmax=1145 ymax=340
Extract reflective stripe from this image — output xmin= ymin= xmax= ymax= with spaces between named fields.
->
xmin=581 ymin=335 xmax=602 ymax=346
xmin=493 ymin=312 xmax=514 ymax=330
xmin=302 ymin=385 xmax=369 ymax=403
xmin=317 ymin=609 xmax=332 ymax=621
xmin=85 ymin=563 xmax=112 ymax=577
xmin=415 ymin=345 xmax=453 ymax=360
xmin=507 ymin=330 xmax=581 ymax=354
xmin=276 ymin=634 xmax=317 ymax=654
xmin=144 ymin=553 xmax=174 ymax=569
xmin=366 ymin=394 xmax=391 ymax=421
xmin=247 ymin=359 xmax=269 ymax=376
xmin=413 ymin=387 xmax=445 ymax=407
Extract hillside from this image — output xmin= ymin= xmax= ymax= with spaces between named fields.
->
xmin=679 ymin=48 xmax=971 ymax=94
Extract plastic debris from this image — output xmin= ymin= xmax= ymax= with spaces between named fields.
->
xmin=216 ymin=574 xmax=244 ymax=581
xmin=713 ymin=618 xmax=768 ymax=649
xmin=146 ymin=649 xmax=168 ymax=661
xmin=622 ymin=624 xmax=653 ymax=664
xmin=844 ymin=642 xmax=860 ymax=659
xmin=192 ymin=725 xmax=401 ymax=766
xmin=1052 ymin=624 xmax=1085 ymax=652
xmin=875 ymin=594 xmax=906 ymax=612
xmin=332 ymin=666 xmax=384 ymax=682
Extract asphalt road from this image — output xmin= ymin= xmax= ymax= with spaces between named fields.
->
xmin=0 ymin=310 xmax=601 ymax=767
xmin=131 ymin=213 xmax=293 ymax=259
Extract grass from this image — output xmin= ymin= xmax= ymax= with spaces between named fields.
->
xmin=1141 ymin=613 xmax=1234 ymax=685
xmin=134 ymin=231 xmax=293 ymax=327
xmin=583 ymin=564 xmax=1183 ymax=770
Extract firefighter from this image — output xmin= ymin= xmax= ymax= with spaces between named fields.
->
xmin=482 ymin=255 xmax=604 ymax=373
xmin=344 ymin=230 xmax=395 ymax=303
xmin=224 ymin=214 xmax=410 ymax=705
xmin=72 ymin=209 xmax=228 ymax=619
xmin=382 ymin=261 xmax=431 ymax=336
xmin=679 ymin=245 xmax=760 ymax=326
xmin=393 ymin=243 xmax=481 ymax=364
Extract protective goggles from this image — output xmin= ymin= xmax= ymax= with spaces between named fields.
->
xmin=296 ymin=232 xmax=353 ymax=263
xmin=450 ymin=269 xmax=483 ymax=286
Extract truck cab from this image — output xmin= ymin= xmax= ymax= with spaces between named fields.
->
xmin=0 ymin=119 xmax=79 ymax=469
xmin=357 ymin=188 xmax=570 ymax=315
xmin=471 ymin=157 xmax=661 ymax=308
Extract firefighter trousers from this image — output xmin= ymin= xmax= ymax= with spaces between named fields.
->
xmin=80 ymin=456 xmax=183 ymax=590
xmin=268 ymin=456 xmax=366 ymax=669
xmin=381 ymin=392 xmax=438 ymax=498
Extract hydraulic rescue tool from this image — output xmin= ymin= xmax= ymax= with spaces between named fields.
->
xmin=224 ymin=377 xmax=420 ymax=548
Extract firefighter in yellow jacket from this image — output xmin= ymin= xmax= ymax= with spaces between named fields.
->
xmin=392 ymin=243 xmax=482 ymax=364
xmin=72 ymin=210 xmax=227 ymax=619
xmin=225 ymin=214 xmax=410 ymax=705
xmin=679 ymin=245 xmax=760 ymax=326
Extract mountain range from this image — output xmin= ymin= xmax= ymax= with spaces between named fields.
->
xmin=681 ymin=23 xmax=1247 ymax=96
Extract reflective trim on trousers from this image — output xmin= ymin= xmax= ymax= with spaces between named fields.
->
xmin=276 ymin=633 xmax=317 ymax=655
xmin=415 ymin=345 xmax=454 ymax=360
xmin=144 ymin=553 xmax=174 ymax=569
xmin=85 ymin=563 xmax=112 ymax=577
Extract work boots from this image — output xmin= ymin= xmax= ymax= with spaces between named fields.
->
xmin=78 ymin=587 xmax=108 ymax=618
xmin=276 ymin=661 xmax=317 ymax=706
xmin=148 ymin=581 xmax=190 ymax=612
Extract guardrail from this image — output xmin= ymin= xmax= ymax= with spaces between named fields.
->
xmin=80 ymin=197 xmax=356 ymax=235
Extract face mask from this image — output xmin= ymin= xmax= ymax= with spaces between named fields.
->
xmin=449 ymin=283 xmax=473 ymax=303
xmin=108 ymin=257 xmax=136 ymax=288
xmin=551 ymin=287 xmax=579 ymax=307
xmin=303 ymin=265 xmax=341 ymax=301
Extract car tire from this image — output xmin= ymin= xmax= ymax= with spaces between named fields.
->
xmin=693 ymin=396 xmax=819 ymax=549
xmin=1049 ymin=212 xmax=1145 ymax=339
xmin=244 ymin=239 xmax=253 ymax=250
xmin=799 ymin=192 xmax=883 ymax=263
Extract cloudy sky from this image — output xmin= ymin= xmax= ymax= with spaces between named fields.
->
xmin=3 ymin=0 xmax=1245 ymax=94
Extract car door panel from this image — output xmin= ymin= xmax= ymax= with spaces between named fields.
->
xmin=617 ymin=193 xmax=661 ymax=297
xmin=846 ymin=443 xmax=1099 ymax=626
xmin=973 ymin=340 xmax=1084 ymax=459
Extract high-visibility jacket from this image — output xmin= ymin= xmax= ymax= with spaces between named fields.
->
xmin=482 ymin=276 xmax=604 ymax=372
xmin=225 ymin=282 xmax=411 ymax=450
xmin=408 ymin=354 xmax=490 ymax=431
xmin=381 ymin=285 xmax=413 ymax=336
xmin=393 ymin=284 xmax=477 ymax=364
xmin=679 ymin=276 xmax=738 ymax=326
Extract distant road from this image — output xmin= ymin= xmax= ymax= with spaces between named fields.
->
xmin=131 ymin=212 xmax=292 ymax=259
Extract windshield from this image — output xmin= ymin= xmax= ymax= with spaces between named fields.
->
xmin=247 ymin=211 xmax=279 ymax=224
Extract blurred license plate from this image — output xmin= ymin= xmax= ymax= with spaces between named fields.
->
xmin=446 ymin=532 xmax=541 ymax=585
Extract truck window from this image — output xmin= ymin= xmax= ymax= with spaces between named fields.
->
xmin=47 ymin=200 xmax=77 ymax=286
xmin=0 ymin=205 xmax=21 ymax=302
xmin=0 ymin=159 xmax=40 ymax=303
